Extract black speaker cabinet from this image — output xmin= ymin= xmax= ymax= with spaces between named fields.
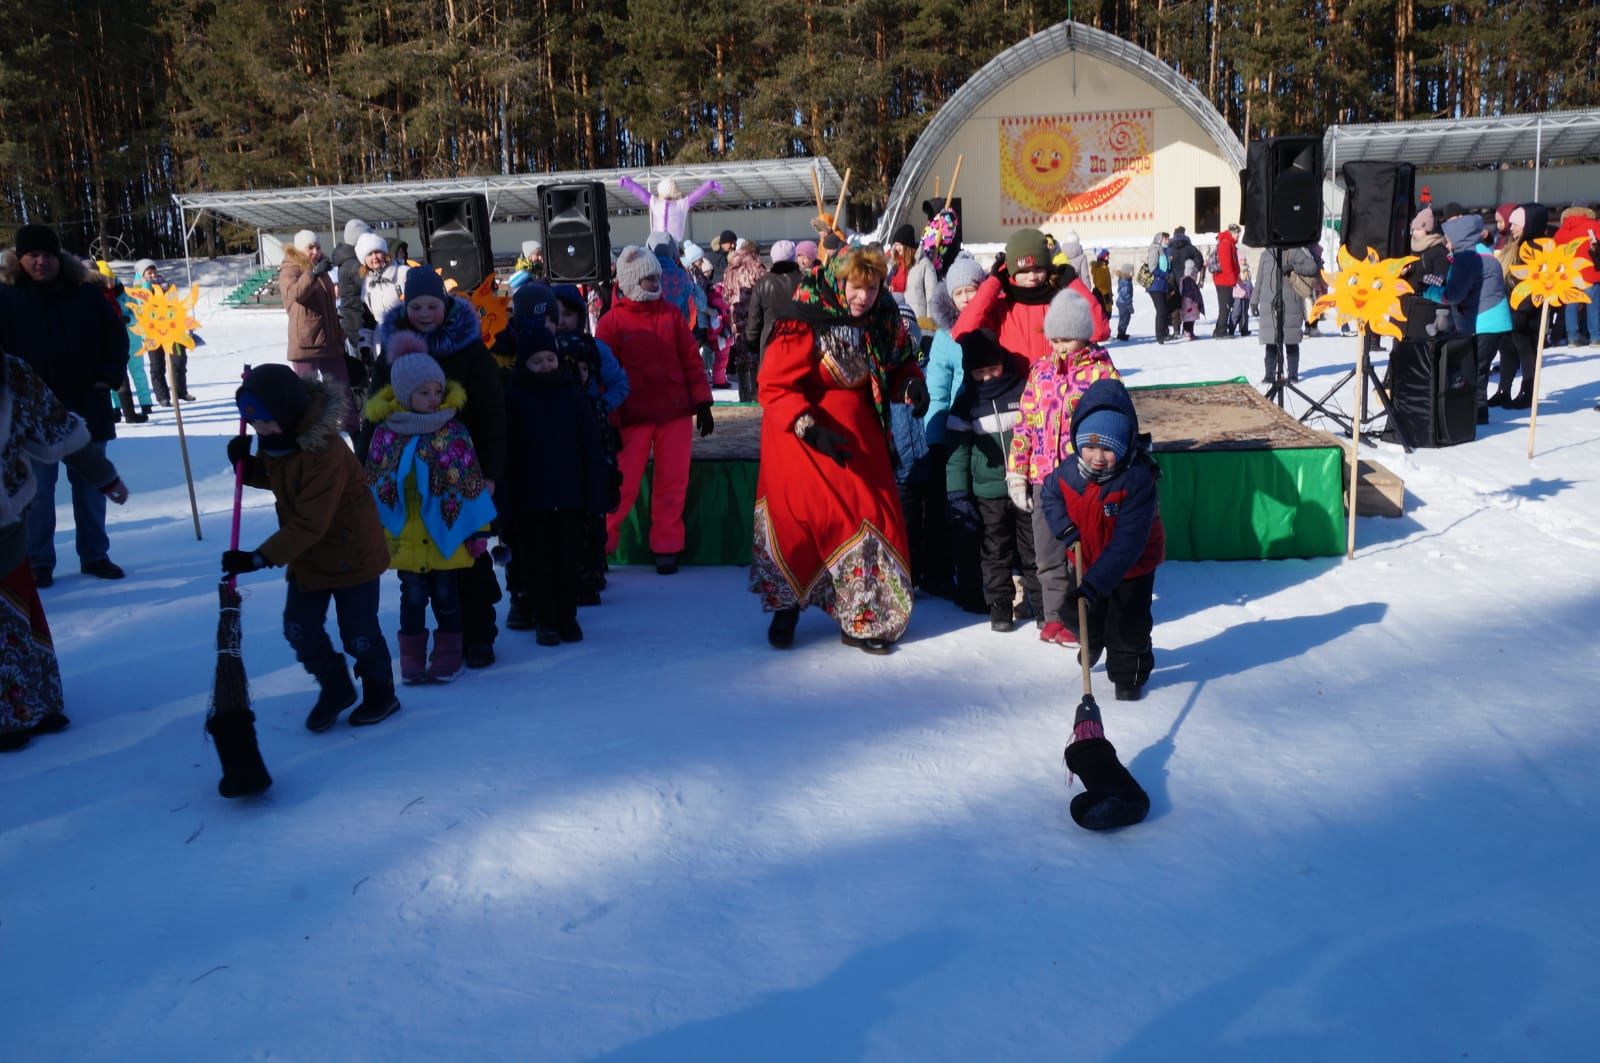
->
xmin=541 ymin=182 xmax=611 ymax=284
xmin=1241 ymin=136 xmax=1323 ymax=248
xmin=1341 ymin=161 xmax=1416 ymax=261
xmin=417 ymin=194 xmax=493 ymax=291
xmin=1384 ymin=336 xmax=1477 ymax=448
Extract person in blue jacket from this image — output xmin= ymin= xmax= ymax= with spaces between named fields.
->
xmin=1038 ymin=378 xmax=1166 ymax=701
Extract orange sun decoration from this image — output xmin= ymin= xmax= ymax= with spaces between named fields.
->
xmin=127 ymin=283 xmax=202 ymax=355
xmin=469 ymin=275 xmax=510 ymax=347
xmin=1310 ymin=246 xmax=1417 ymax=339
xmin=1508 ymin=237 xmax=1594 ymax=309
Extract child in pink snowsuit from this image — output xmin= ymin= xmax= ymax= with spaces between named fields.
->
xmin=618 ymin=177 xmax=723 ymax=243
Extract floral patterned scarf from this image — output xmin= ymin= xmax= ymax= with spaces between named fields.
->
xmin=781 ymin=256 xmax=916 ymax=432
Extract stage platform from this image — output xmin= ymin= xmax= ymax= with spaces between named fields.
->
xmin=611 ymin=382 xmax=1348 ymax=566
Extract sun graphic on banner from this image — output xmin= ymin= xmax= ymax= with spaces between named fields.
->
xmin=469 ymin=275 xmax=510 ymax=347
xmin=1000 ymin=120 xmax=1086 ymax=216
xmin=1311 ymin=246 xmax=1416 ymax=339
xmin=127 ymin=283 xmax=202 ymax=354
xmin=1509 ymin=237 xmax=1594 ymax=309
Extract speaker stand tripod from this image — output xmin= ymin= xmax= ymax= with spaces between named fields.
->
xmin=1260 ymin=247 xmax=1415 ymax=453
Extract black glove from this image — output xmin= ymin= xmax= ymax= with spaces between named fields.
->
xmin=310 ymin=258 xmax=333 ymax=277
xmin=799 ymin=420 xmax=852 ymax=467
xmin=695 ymin=402 xmax=715 ymax=438
xmin=1065 ymin=582 xmax=1098 ymax=615
xmin=902 ymin=376 xmax=930 ymax=419
xmin=221 ymin=549 xmax=266 ymax=575
xmin=226 ymin=434 xmax=252 ymax=467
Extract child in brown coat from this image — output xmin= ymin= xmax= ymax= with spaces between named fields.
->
xmin=224 ymin=363 xmax=399 ymax=731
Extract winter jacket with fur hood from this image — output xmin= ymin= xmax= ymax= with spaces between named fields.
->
xmin=237 ymin=379 xmax=388 ymax=590
xmin=369 ymin=297 xmax=507 ymax=481
xmin=0 ymin=250 xmax=129 ymax=443
xmin=278 ymin=246 xmax=344 ymax=361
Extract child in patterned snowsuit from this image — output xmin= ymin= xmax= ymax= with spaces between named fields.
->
xmin=1004 ymin=287 xmax=1120 ymax=649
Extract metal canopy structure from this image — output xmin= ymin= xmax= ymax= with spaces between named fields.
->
xmin=174 ymin=158 xmax=842 ymax=233
xmin=1326 ymin=109 xmax=1600 ymax=197
xmin=881 ymin=19 xmax=1246 ymax=236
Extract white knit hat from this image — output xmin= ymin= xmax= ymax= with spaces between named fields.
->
xmin=355 ymin=233 xmax=387 ymax=260
xmin=769 ymin=240 xmax=797 ymax=263
xmin=1044 ymin=286 xmax=1096 ymax=342
xmin=133 ymin=258 xmax=157 ymax=277
xmin=343 ymin=219 xmax=372 ymax=246
xmin=521 ymin=240 xmax=542 ymax=258
xmin=293 ymin=230 xmax=319 ymax=252
xmin=615 ymin=245 xmax=662 ymax=301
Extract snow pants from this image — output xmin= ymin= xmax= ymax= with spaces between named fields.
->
xmin=1063 ymin=570 xmax=1156 ymax=690
xmin=607 ymin=418 xmax=693 ymax=556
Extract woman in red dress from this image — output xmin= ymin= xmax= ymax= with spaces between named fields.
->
xmin=750 ymin=247 xmax=928 ymax=654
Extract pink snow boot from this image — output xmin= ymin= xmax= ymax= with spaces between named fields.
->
xmin=397 ymin=632 xmax=429 ymax=685
xmin=427 ymin=630 xmax=464 ymax=683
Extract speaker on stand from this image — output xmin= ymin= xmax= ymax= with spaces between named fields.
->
xmin=540 ymin=182 xmax=612 ymax=285
xmin=417 ymin=194 xmax=494 ymax=291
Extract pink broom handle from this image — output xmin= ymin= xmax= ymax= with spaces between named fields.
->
xmin=228 ymin=365 xmax=250 ymax=581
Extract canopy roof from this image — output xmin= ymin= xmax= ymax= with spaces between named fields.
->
xmin=1326 ymin=109 xmax=1600 ymax=170
xmin=174 ymin=159 xmax=844 ymax=233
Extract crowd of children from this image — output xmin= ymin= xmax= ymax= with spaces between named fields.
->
xmin=218 ymin=214 xmax=1170 ymax=735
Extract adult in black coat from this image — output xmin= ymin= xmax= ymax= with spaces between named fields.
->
xmin=333 ymin=219 xmax=373 ymax=357
xmin=0 ymin=226 xmax=130 ymax=582
xmin=742 ymin=256 xmax=803 ymax=396
xmin=502 ymin=326 xmax=611 ymax=643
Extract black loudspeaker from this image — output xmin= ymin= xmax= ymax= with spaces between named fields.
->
xmin=1384 ymin=336 xmax=1477 ymax=448
xmin=418 ymin=194 xmax=493 ymax=291
xmin=1341 ymin=161 xmax=1415 ymax=261
xmin=541 ymin=182 xmax=611 ymax=284
xmin=1240 ymin=136 xmax=1323 ymax=248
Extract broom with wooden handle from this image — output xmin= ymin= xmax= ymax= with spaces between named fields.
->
xmin=206 ymin=365 xmax=271 ymax=798
xmin=1063 ymin=541 xmax=1148 ymax=831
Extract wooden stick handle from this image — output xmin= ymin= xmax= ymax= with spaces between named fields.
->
xmin=1074 ymin=541 xmax=1092 ymax=696
xmin=933 ymin=176 xmax=940 ymax=200
xmin=810 ymin=165 xmax=824 ymax=217
xmin=1347 ymin=330 xmax=1365 ymax=559
xmin=172 ymin=388 xmax=203 ymax=541
xmin=1528 ymin=306 xmax=1549 ymax=459
xmin=945 ymin=155 xmax=965 ymax=207
xmin=833 ymin=168 xmax=851 ymax=229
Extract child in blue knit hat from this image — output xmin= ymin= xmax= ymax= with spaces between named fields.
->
xmin=1037 ymin=377 xmax=1165 ymax=701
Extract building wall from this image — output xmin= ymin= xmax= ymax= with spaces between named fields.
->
xmin=917 ymin=50 xmax=1240 ymax=245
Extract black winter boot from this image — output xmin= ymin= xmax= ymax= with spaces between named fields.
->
xmin=767 ymin=606 xmax=800 ymax=648
xmin=173 ymin=354 xmax=196 ymax=402
xmin=737 ymin=366 xmax=757 ymax=402
xmin=349 ymin=670 xmax=400 ymax=726
xmin=305 ymin=666 xmax=357 ymax=732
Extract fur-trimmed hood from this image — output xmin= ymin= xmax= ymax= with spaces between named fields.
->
xmin=1560 ymin=205 xmax=1596 ymax=222
xmin=292 ymin=378 xmax=351 ymax=454
xmin=280 ymin=246 xmax=314 ymax=274
xmin=0 ymin=248 xmax=93 ymax=289
xmin=376 ymin=296 xmax=483 ymax=360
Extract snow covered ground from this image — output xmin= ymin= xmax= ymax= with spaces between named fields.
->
xmin=5 ymin=276 xmax=1600 ymax=1061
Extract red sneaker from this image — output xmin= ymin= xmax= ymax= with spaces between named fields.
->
xmin=1051 ymin=626 xmax=1079 ymax=647
xmin=1040 ymin=621 xmax=1065 ymax=643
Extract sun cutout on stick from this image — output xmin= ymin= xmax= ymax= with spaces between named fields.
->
xmin=1508 ymin=237 xmax=1594 ymax=309
xmin=127 ymin=283 xmax=202 ymax=355
xmin=469 ymin=275 xmax=509 ymax=347
xmin=1311 ymin=246 xmax=1417 ymax=339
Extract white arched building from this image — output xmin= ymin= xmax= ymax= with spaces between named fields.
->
xmin=883 ymin=21 xmax=1245 ymax=247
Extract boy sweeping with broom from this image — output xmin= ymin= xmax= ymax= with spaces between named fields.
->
xmin=1038 ymin=377 xmax=1165 ymax=701
xmin=1039 ymin=377 xmax=1162 ymax=830
xmin=223 ymin=363 xmax=399 ymax=730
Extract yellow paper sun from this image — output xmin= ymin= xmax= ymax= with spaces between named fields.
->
xmin=1509 ymin=237 xmax=1594 ymax=309
xmin=128 ymin=283 xmax=202 ymax=355
xmin=1311 ymin=245 xmax=1417 ymax=339
xmin=469 ymin=275 xmax=510 ymax=347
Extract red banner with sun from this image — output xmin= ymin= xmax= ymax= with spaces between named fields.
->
xmin=998 ymin=110 xmax=1154 ymax=226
